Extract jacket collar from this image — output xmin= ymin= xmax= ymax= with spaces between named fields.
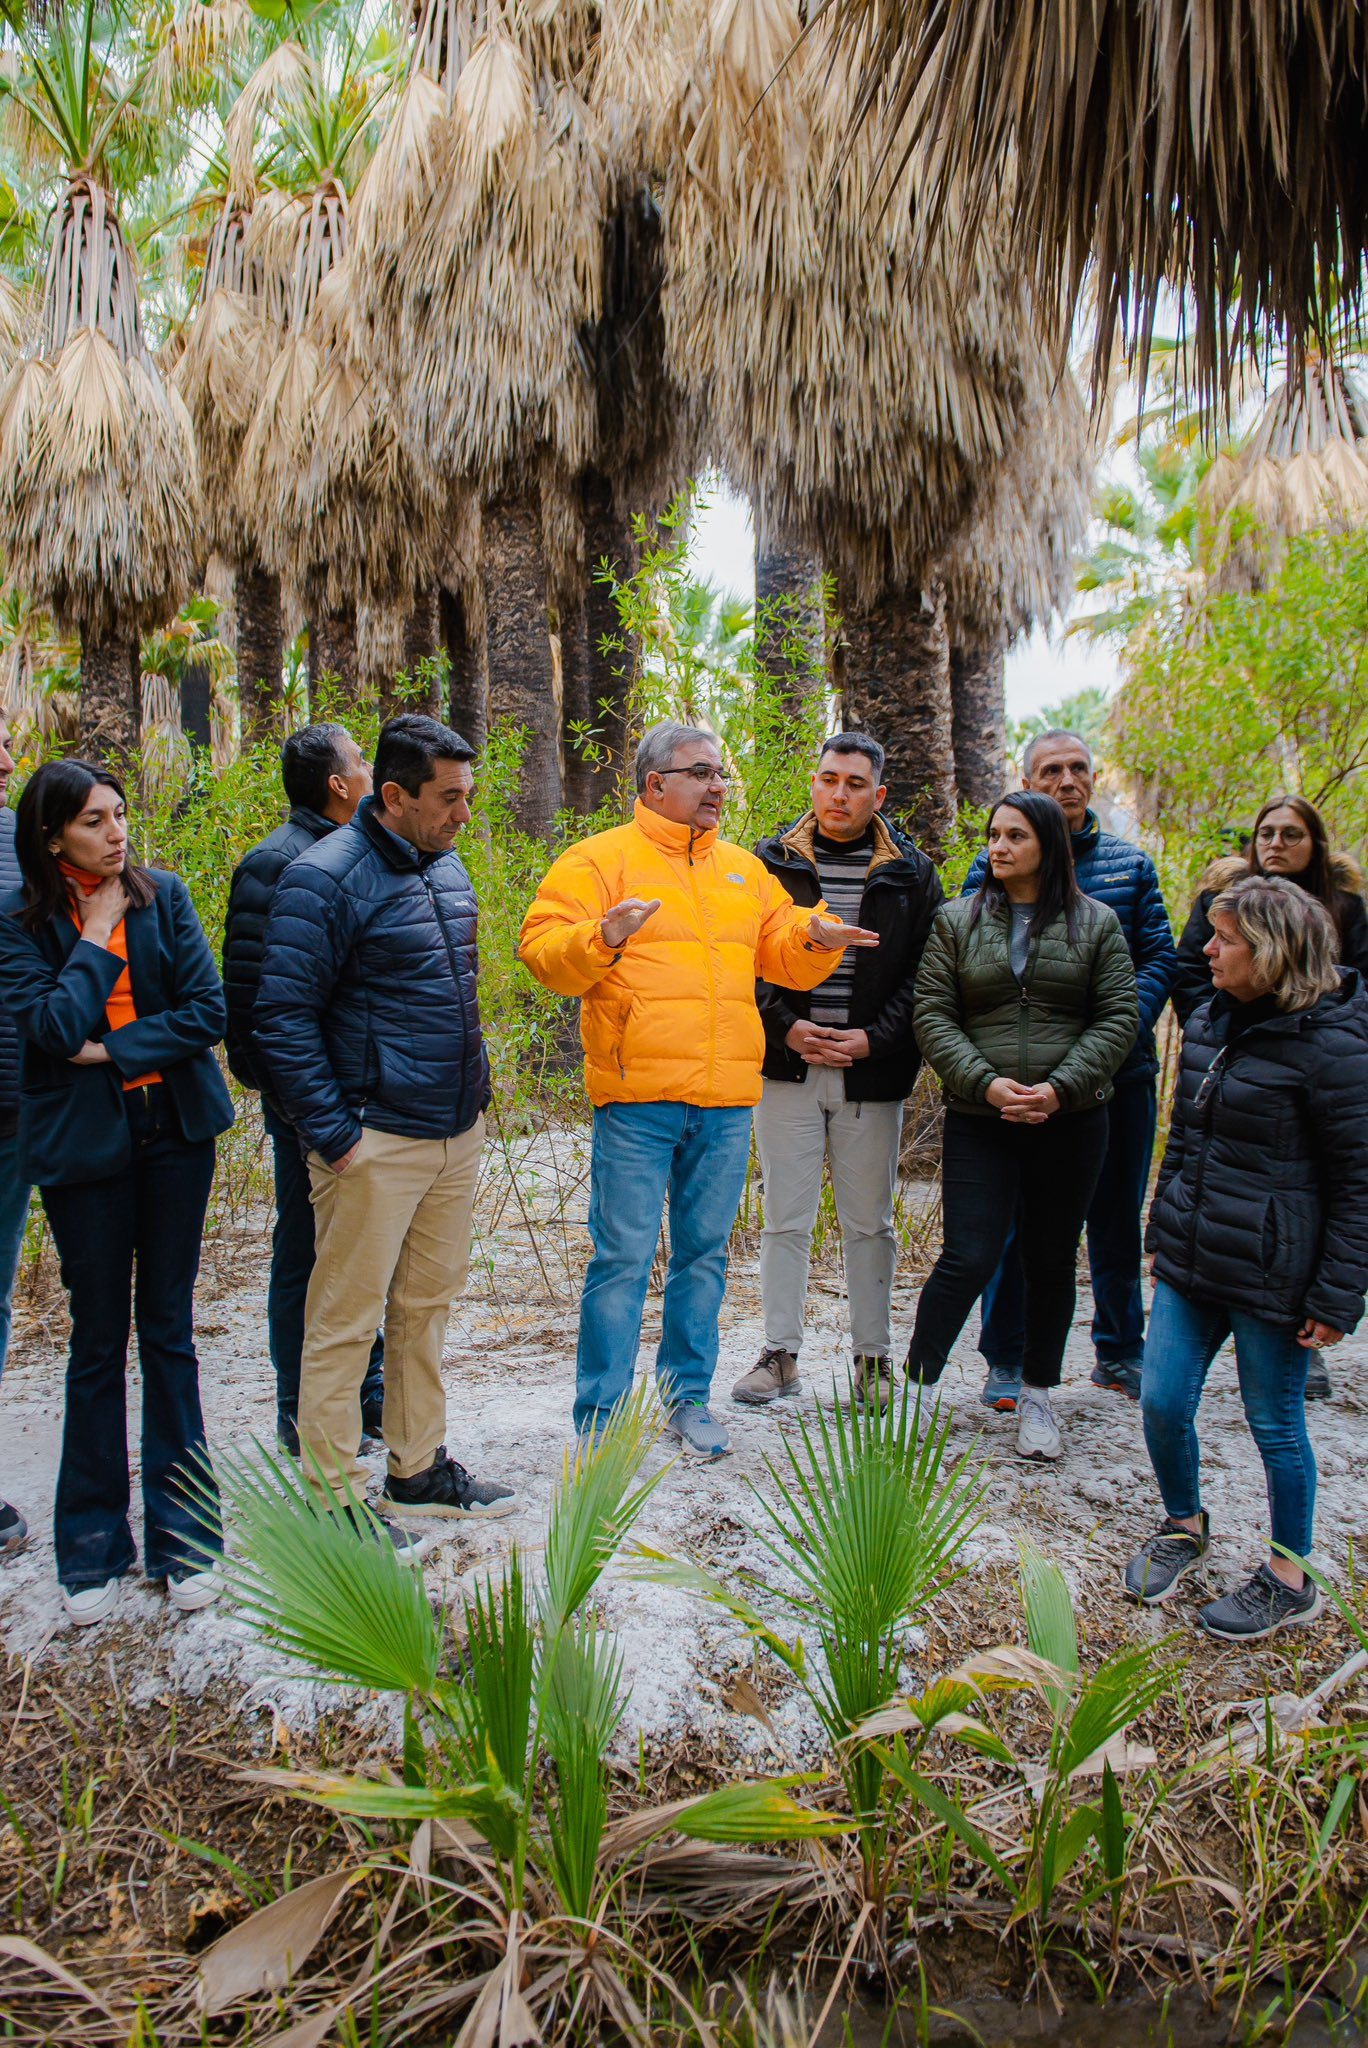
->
xmin=1071 ymin=811 xmax=1100 ymax=854
xmin=1210 ymin=969 xmax=1360 ymax=1042
xmin=772 ymin=809 xmax=909 ymax=878
xmin=632 ymin=797 xmax=718 ymax=859
xmin=356 ymin=793 xmax=439 ymax=871
xmin=287 ymin=805 xmax=337 ymax=841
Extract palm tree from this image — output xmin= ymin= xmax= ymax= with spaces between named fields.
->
xmin=822 ymin=0 xmax=1368 ymax=408
xmin=0 ymin=0 xmax=200 ymax=759
xmin=1203 ymin=356 xmax=1368 ymax=584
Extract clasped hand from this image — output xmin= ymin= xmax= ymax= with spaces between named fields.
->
xmin=986 ymin=1076 xmax=1059 ymax=1123
xmin=786 ymin=1020 xmax=869 ymax=1066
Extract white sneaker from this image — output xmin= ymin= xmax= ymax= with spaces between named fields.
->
xmin=61 ymin=1578 xmax=121 ymax=1627
xmin=166 ymin=1567 xmax=221 ymax=1613
xmin=1016 ymin=1388 xmax=1063 ymax=1462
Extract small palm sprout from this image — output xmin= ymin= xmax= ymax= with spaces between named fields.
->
xmin=195 ymin=1388 xmax=852 ymax=2042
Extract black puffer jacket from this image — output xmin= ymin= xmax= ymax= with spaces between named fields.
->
xmin=0 ymin=808 xmax=19 ymax=1139
xmin=1147 ymin=973 xmax=1368 ymax=1331
xmin=255 ymin=797 xmax=488 ymax=1165
xmin=1172 ymin=853 xmax=1368 ymax=1025
xmin=222 ymin=806 xmax=335 ymax=1097
xmin=754 ymin=811 xmax=944 ymax=1101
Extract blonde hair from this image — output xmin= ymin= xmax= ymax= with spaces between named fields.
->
xmin=1211 ymin=875 xmax=1341 ymax=1012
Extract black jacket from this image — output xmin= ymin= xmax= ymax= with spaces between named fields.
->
xmin=0 ymin=870 xmax=236 ymax=1186
xmin=754 ymin=811 xmax=944 ymax=1101
xmin=1172 ymin=854 xmax=1368 ymax=1026
xmin=255 ymin=795 xmax=488 ymax=1165
xmin=1147 ymin=973 xmax=1368 ymax=1332
xmin=0 ymin=808 xmax=19 ymax=1140
xmin=222 ymin=806 xmax=336 ymax=1098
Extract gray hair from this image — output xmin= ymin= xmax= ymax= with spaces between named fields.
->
xmin=1212 ymin=875 xmax=1340 ymax=1012
xmin=633 ymin=720 xmax=718 ymax=793
xmin=1022 ymin=728 xmax=1094 ymax=778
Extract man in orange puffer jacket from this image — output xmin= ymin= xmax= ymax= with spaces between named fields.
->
xmin=520 ymin=720 xmax=877 ymax=1456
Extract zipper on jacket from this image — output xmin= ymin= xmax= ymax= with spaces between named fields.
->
xmin=686 ymin=853 xmax=718 ymax=1088
xmin=421 ymin=871 xmax=469 ymax=1034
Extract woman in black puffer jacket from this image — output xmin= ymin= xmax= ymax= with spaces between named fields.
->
xmin=1125 ymin=876 xmax=1368 ymax=1643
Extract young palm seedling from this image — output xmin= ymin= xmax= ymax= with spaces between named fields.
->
xmin=195 ymin=1388 xmax=852 ymax=2044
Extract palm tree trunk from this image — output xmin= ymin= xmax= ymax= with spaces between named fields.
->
xmin=79 ymin=624 xmax=139 ymax=762
xmin=440 ymin=585 xmax=488 ymax=749
xmin=755 ymin=522 xmax=827 ymax=719
xmin=401 ymin=586 xmax=443 ymax=717
xmin=237 ymin=565 xmax=284 ymax=746
xmin=308 ymin=606 xmax=358 ymax=705
xmin=582 ymin=473 xmax=635 ymax=794
xmin=557 ymin=586 xmax=599 ymax=814
xmin=950 ymin=623 xmax=1008 ymax=809
xmin=180 ymin=661 xmax=213 ymax=751
xmin=483 ymin=495 xmax=562 ymax=838
xmin=841 ymin=580 xmax=956 ymax=853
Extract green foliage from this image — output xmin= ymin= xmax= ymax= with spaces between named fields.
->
xmin=1110 ymin=525 xmax=1368 ymax=909
xmin=1071 ymin=435 xmax=1215 ymax=647
xmin=1008 ymin=683 xmax=1113 ymax=768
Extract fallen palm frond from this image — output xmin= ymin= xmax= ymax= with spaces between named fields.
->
xmin=819 ymin=0 xmax=1368 ymax=408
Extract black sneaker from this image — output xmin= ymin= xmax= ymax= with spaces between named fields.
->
xmin=0 ymin=1499 xmax=28 ymax=1556
xmin=383 ymin=1446 xmax=517 ymax=1520
xmin=276 ymin=1413 xmax=301 ymax=1459
xmin=1091 ymin=1357 xmax=1144 ymax=1400
xmin=1123 ymin=1512 xmax=1210 ymax=1604
xmin=333 ymin=1503 xmax=426 ymax=1566
xmin=1304 ymin=1350 xmax=1332 ymax=1402
xmin=1198 ymin=1563 xmax=1324 ymax=1641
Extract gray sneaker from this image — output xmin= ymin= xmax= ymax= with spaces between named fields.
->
xmin=1198 ymin=1564 xmax=1324 ymax=1641
xmin=980 ymin=1364 xmax=1024 ymax=1412
xmin=731 ymin=1346 xmax=800 ymax=1406
xmin=664 ymin=1403 xmax=731 ymax=1458
xmin=1016 ymin=1387 xmax=1063 ymax=1461
xmin=1123 ymin=1512 xmax=1209 ymax=1604
xmin=1304 ymin=1349 xmax=1332 ymax=1401
xmin=1091 ymin=1357 xmax=1144 ymax=1400
xmin=853 ymin=1355 xmax=895 ymax=1412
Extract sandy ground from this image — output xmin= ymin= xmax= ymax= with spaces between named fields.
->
xmin=4 ymin=1125 xmax=1368 ymax=1755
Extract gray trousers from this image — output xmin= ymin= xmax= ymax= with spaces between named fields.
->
xmin=754 ymin=1067 xmax=903 ymax=1360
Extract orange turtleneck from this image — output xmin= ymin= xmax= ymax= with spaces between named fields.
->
xmin=60 ymin=861 xmax=161 ymax=1089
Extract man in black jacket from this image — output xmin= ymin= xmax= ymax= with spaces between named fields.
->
xmin=222 ymin=723 xmax=380 ymax=1455
xmin=255 ymin=715 xmax=513 ymax=1521
xmin=0 ymin=710 xmax=28 ymax=1555
xmin=734 ymin=733 xmax=944 ymax=1410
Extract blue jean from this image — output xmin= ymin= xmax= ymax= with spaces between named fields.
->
xmin=979 ymin=1075 xmax=1158 ymax=1370
xmin=42 ymin=1086 xmax=222 ymax=1588
xmin=575 ymin=1101 xmax=753 ymax=1433
xmin=1140 ymin=1279 xmax=1315 ymax=1557
xmin=0 ymin=1125 xmax=32 ymax=1379
xmin=265 ymin=1103 xmax=383 ymax=1435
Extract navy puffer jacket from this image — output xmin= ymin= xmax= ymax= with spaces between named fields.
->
xmin=222 ymin=806 xmax=335 ymax=1097
xmin=0 ymin=809 xmax=19 ymax=1139
xmin=255 ymin=797 xmax=488 ymax=1165
xmin=965 ymin=812 xmax=1174 ymax=1081
xmin=1147 ymin=974 xmax=1368 ymax=1332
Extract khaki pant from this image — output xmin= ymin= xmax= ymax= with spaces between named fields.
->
xmin=754 ymin=1069 xmax=902 ymax=1360
xmin=299 ymin=1117 xmax=484 ymax=1493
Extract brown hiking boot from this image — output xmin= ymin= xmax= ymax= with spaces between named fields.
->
xmin=731 ymin=1346 xmax=801 ymax=1406
xmin=853 ymin=1355 xmax=895 ymax=1412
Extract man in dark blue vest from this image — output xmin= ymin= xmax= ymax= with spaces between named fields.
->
xmin=963 ymin=730 xmax=1176 ymax=1407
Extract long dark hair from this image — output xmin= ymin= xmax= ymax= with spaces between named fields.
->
xmin=969 ymin=791 xmax=1083 ymax=942
xmin=1247 ymin=793 xmax=1344 ymax=937
xmin=14 ymin=760 xmax=156 ymax=933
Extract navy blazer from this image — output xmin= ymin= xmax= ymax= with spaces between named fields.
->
xmin=0 ymin=870 xmax=235 ymax=1186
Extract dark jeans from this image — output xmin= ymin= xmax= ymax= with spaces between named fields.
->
xmin=1141 ymin=1280 xmax=1315 ymax=1557
xmin=978 ymin=1076 xmax=1158 ymax=1371
xmin=908 ymin=1106 xmax=1109 ymax=1389
xmin=265 ymin=1102 xmax=383 ymax=1435
xmin=42 ymin=1085 xmax=220 ymax=1589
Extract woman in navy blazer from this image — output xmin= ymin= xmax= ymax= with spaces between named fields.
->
xmin=0 ymin=759 xmax=234 ymax=1626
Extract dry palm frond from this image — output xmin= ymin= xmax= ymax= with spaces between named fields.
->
xmin=1205 ymin=359 xmax=1368 ymax=583
xmin=44 ymin=177 xmax=146 ymax=360
xmin=148 ymin=0 xmax=252 ymax=113
xmin=821 ymin=0 xmax=1368 ymax=407
xmin=173 ymin=286 xmax=274 ymax=557
xmin=225 ymin=39 xmax=311 ymax=203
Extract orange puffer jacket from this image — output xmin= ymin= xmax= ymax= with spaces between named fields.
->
xmin=519 ymin=801 xmax=841 ymax=1108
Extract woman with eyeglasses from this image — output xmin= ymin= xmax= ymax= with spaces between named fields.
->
xmin=1172 ymin=795 xmax=1368 ymax=1028
xmin=905 ymin=791 xmax=1138 ymax=1463
xmin=1125 ymin=875 xmax=1368 ymax=1640
xmin=0 ymin=760 xmax=234 ymax=1626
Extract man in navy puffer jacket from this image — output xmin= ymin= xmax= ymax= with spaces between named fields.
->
xmin=256 ymin=714 xmax=514 ymax=1527
xmin=963 ymin=730 xmax=1176 ymax=1407
xmin=0 ymin=709 xmax=30 ymax=1557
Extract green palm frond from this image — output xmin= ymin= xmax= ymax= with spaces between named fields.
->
xmin=438 ymin=1551 xmax=536 ymax=1793
xmin=206 ymin=1443 xmax=440 ymax=1695
xmin=540 ymin=1380 xmax=667 ymax=1633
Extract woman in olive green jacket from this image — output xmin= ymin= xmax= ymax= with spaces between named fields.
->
xmin=905 ymin=793 xmax=1138 ymax=1462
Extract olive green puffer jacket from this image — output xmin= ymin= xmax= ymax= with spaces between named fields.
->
xmin=914 ymin=893 xmax=1139 ymax=1115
